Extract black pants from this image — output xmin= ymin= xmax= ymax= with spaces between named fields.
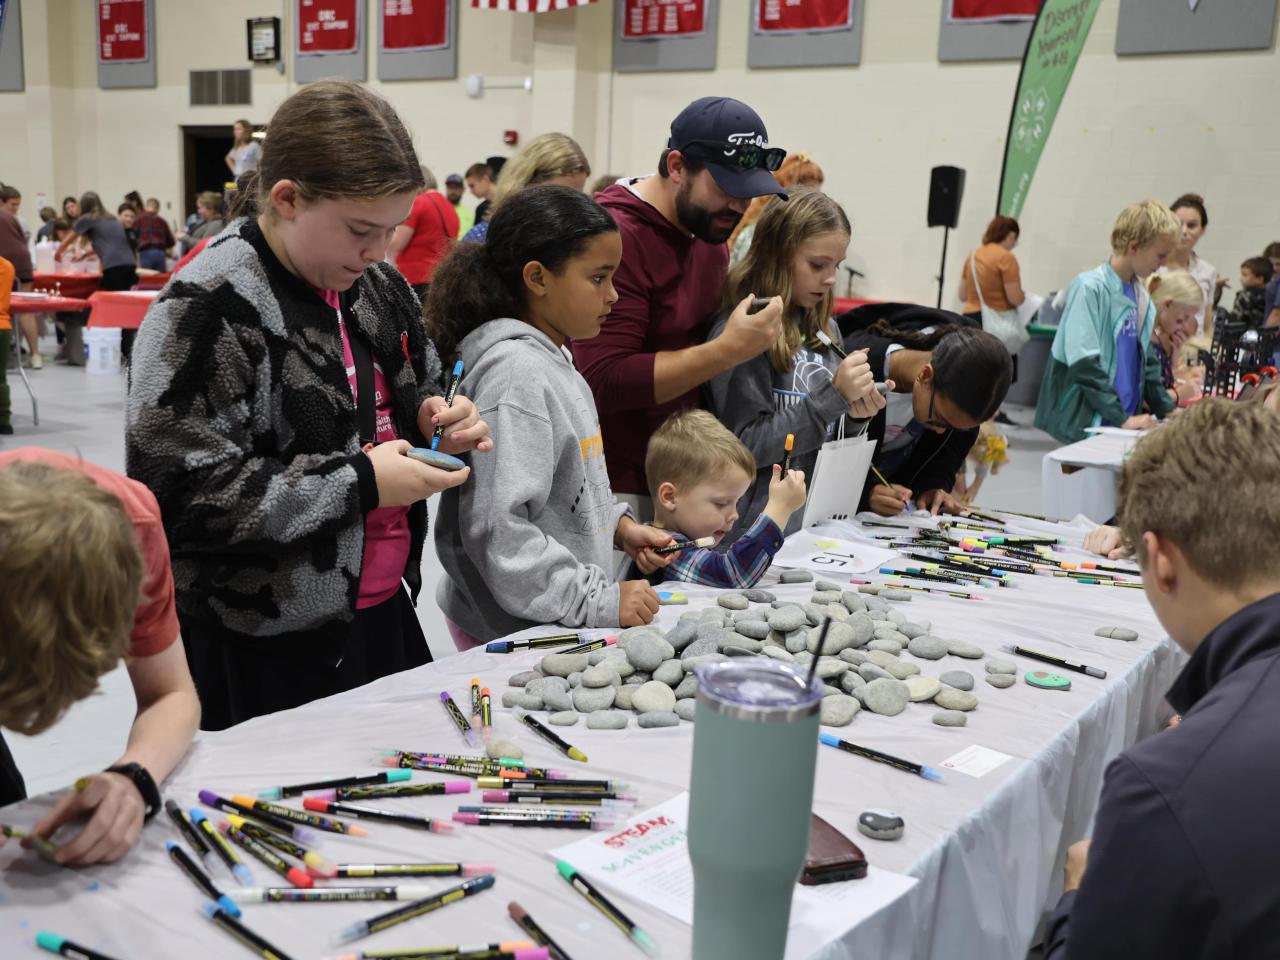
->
xmin=0 ymin=730 xmax=28 ymax=808
xmin=101 ymin=264 xmax=139 ymax=361
xmin=180 ymin=588 xmax=431 ymax=731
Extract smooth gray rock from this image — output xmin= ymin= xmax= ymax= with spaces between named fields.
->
xmin=907 ymin=636 xmax=949 ymax=660
xmin=863 ymin=678 xmax=910 ymax=716
xmin=881 ymin=589 xmax=913 ymax=602
xmin=763 ymin=630 xmax=786 ymax=648
xmin=767 ymin=606 xmax=808 ymax=633
xmin=867 ymin=609 xmax=888 ymax=621
xmin=807 ymin=620 xmax=858 ymax=655
xmin=696 ymin=622 xmax=732 ymax=643
xmin=865 ymin=649 xmax=901 ymax=669
xmin=508 ymin=670 xmax=541 ymax=688
xmin=501 ymin=691 xmax=525 ymax=708
xmin=846 ymin=613 xmax=875 ymax=647
xmin=587 ymin=710 xmax=629 ymax=730
xmin=602 ymin=655 xmax=635 ymax=679
xmin=572 ymin=685 xmax=616 ymax=712
xmin=840 ymin=671 xmax=867 ymax=695
xmin=627 ymin=671 xmax=653 ymax=684
xmin=839 ymin=648 xmax=869 ymax=666
xmin=867 ymin=637 xmax=904 ymax=655
xmin=785 ymin=630 xmax=809 ymax=654
xmin=653 ymin=660 xmax=684 ymax=686
xmin=632 ymin=681 xmax=677 ymax=714
xmin=823 ymin=604 xmax=850 ymax=622
xmin=698 ymin=608 xmax=727 ymax=624
xmin=779 ymin=569 xmax=813 ymax=583
xmin=761 ymin=646 xmax=796 ymax=663
xmin=681 ymin=654 xmax=728 ymax=672
xmin=718 ymin=593 xmax=749 ymax=610
xmin=638 ymin=711 xmax=680 ymax=729
xmin=985 ymin=673 xmax=1016 ymax=689
xmin=814 ymin=657 xmax=848 ymax=680
xmin=898 ymin=622 xmax=927 ymax=640
xmin=674 ymin=675 xmax=698 ymax=700
xmin=857 ymin=583 xmax=882 ymax=595
xmin=985 ymin=659 xmax=1018 ymax=675
xmin=816 ymin=579 xmax=843 ymax=592
xmin=735 ymin=619 xmax=770 ymax=639
xmin=613 ymin=685 xmax=636 ymax=711
xmin=487 ymin=739 xmax=524 ymax=759
xmin=525 ymin=676 xmax=569 ymax=698
xmin=940 ymin=670 xmax=975 ymax=691
xmin=885 ymin=661 xmax=921 ymax=681
xmin=515 ymin=693 xmax=544 ymax=710
xmin=619 ymin=626 xmax=665 ymax=647
xmin=587 ymin=649 xmax=612 ymax=666
xmin=626 ymin=634 xmax=675 ymax=672
xmin=665 ymin=620 xmax=699 ymax=652
xmin=582 ymin=664 xmax=620 ymax=688
xmin=743 ymin=589 xmax=777 ymax=603
xmin=803 ymin=603 xmax=826 ymax=626
xmin=680 ymin=637 xmax=720 ymax=661
xmin=674 ymin=699 xmax=698 ymax=722
xmin=841 ymin=591 xmax=867 ymax=614
xmin=723 ymin=644 xmax=758 ymax=658
xmin=904 ymin=676 xmax=942 ymax=702
xmin=821 ymin=684 xmax=842 ymax=697
xmin=542 ymin=688 xmax=573 ymax=712
xmin=947 ymin=639 xmax=985 ymax=659
xmin=933 ymin=710 xmax=968 ymax=727
xmin=548 ymin=711 xmax=580 ymax=727
xmin=568 ymin=672 xmax=583 ymax=688
xmin=719 ymin=635 xmax=763 ymax=654
xmin=1095 ymin=626 xmax=1139 ymax=642
xmin=810 ymin=590 xmax=844 ymax=605
xmin=820 ymin=694 xmax=861 ymax=726
xmin=858 ymin=663 xmax=891 ymax=682
xmin=541 ymin=653 xmax=590 ymax=677
xmin=792 ymin=651 xmax=814 ymax=667
xmin=887 ymin=609 xmax=907 ymax=625
xmin=934 ymin=688 xmax=979 ymax=711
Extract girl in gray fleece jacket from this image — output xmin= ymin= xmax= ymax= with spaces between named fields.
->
xmin=705 ymin=189 xmax=886 ymax=545
xmin=426 ymin=186 xmax=675 ymax=647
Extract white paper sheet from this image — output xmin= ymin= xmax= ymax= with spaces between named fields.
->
xmin=548 ymin=793 xmax=917 ymax=960
xmin=771 ymin=530 xmax=900 ymax=576
xmin=939 ymin=744 xmax=1015 ymax=778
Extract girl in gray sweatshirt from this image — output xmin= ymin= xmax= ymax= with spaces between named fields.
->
xmin=426 ymin=186 xmax=673 ymax=647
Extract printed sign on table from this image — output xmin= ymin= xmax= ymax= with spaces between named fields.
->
xmin=298 ymin=0 xmax=360 ymax=55
xmin=621 ymin=0 xmax=706 ymax=39
xmin=948 ymin=0 xmax=1039 ymax=21
xmin=772 ymin=530 xmax=899 ymax=577
xmin=382 ymin=0 xmax=450 ymax=51
xmin=756 ymin=0 xmax=854 ymax=34
xmin=97 ymin=0 xmax=149 ymax=64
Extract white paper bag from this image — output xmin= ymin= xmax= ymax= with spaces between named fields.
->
xmin=801 ymin=424 xmax=877 ymax=528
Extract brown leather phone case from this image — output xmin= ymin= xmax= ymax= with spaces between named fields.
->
xmin=800 ymin=813 xmax=868 ymax=885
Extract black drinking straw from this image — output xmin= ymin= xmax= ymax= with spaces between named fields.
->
xmin=805 ymin=619 xmax=833 ymax=692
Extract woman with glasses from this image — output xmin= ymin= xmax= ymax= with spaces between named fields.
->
xmin=846 ymin=318 xmax=1012 ymax=516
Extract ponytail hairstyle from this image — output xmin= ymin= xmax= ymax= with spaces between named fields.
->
xmin=246 ymin=79 xmax=423 ymax=219
xmin=866 ymin=320 xmax=1012 ymax=424
xmin=1146 ymin=270 xmax=1204 ymax=308
xmin=77 ymin=191 xmax=110 ymax=221
xmin=724 ymin=187 xmax=850 ymax=373
xmin=425 ymin=184 xmax=618 ymax=358
xmin=1170 ymin=192 xmax=1208 ymax=230
xmin=490 ymin=133 xmax=590 ymax=213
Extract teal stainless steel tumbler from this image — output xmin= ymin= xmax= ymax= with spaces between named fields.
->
xmin=687 ymin=659 xmax=823 ymax=960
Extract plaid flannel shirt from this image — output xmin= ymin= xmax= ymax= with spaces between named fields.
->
xmin=658 ymin=514 xmax=784 ymax=589
xmin=135 ymin=211 xmax=174 ymax=251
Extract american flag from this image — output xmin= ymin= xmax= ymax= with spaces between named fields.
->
xmin=471 ymin=0 xmax=596 ymax=10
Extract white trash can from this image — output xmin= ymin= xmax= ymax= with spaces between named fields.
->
xmin=85 ymin=327 xmax=121 ymax=375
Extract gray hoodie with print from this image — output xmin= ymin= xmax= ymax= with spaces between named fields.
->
xmin=434 ymin=319 xmax=629 ymax=642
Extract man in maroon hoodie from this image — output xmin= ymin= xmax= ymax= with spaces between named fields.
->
xmin=575 ymin=97 xmax=788 ymax=515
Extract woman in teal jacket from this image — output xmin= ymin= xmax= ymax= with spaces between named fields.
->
xmin=1036 ymin=200 xmax=1180 ymax=444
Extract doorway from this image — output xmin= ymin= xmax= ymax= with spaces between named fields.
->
xmin=180 ymin=125 xmax=235 ymax=225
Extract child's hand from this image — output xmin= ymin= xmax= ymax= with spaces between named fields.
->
xmin=417 ymin=396 xmax=493 ymax=455
xmin=869 ymin=483 xmax=912 ymax=516
xmin=618 ymin=580 xmax=660 ymax=626
xmin=1083 ymin=524 xmax=1132 ymax=560
xmin=1121 ymin=414 xmax=1154 ymax=431
xmin=832 ymin=349 xmax=889 ymax=419
xmin=368 ymin=440 xmax=469 ymax=506
xmin=763 ymin=464 xmax=807 ymax=526
xmin=917 ymin=488 xmax=967 ymax=517
xmin=616 ymin=517 xmax=676 ymax=574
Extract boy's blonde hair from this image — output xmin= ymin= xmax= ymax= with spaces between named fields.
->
xmin=0 ymin=462 xmax=143 ymax=735
xmin=1118 ymin=398 xmax=1280 ymax=589
xmin=645 ymin=410 xmax=756 ymax=499
xmin=492 ymin=133 xmax=590 ymax=210
xmin=1146 ymin=270 xmax=1203 ymax=307
xmin=1111 ymin=199 xmax=1181 ymax=255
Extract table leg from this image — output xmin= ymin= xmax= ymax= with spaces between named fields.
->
xmin=8 ymin=324 xmax=37 ymax=426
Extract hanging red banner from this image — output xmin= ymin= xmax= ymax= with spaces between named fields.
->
xmin=382 ymin=0 xmax=450 ymax=51
xmin=297 ymin=0 xmax=360 ymax=55
xmin=97 ymin=0 xmax=149 ymax=63
xmin=621 ymin=0 xmax=705 ymax=40
xmin=948 ymin=0 xmax=1039 ymax=22
xmin=756 ymin=0 xmax=853 ymax=34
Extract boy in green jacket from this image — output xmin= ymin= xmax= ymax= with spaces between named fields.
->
xmin=1036 ymin=200 xmax=1180 ymax=444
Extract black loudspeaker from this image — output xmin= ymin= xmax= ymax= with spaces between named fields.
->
xmin=927 ymin=166 xmax=966 ymax=229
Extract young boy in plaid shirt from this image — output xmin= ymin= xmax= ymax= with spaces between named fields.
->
xmin=639 ymin=410 xmax=806 ymax=588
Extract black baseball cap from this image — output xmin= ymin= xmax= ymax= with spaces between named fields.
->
xmin=445 ymin=173 xmax=464 ymax=186
xmin=667 ymin=96 xmax=787 ymax=200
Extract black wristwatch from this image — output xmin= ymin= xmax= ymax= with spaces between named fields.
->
xmin=105 ymin=763 xmax=161 ymax=822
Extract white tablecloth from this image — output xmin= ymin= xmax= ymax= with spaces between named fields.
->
xmin=0 ymin=516 xmax=1182 ymax=960
xmin=1041 ymin=431 xmax=1143 ymax=522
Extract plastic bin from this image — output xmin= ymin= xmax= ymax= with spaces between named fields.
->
xmin=85 ymin=327 xmax=121 ymax=375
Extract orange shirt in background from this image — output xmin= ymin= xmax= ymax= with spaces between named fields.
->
xmin=962 ymin=243 xmax=1021 ymax=313
xmin=0 ymin=256 xmax=13 ymax=331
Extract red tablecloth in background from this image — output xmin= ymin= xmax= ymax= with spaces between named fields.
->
xmin=9 ymin=292 xmax=92 ymax=314
xmin=135 ymin=272 xmax=170 ymax=290
xmin=833 ymin=297 xmax=880 ymax=314
xmin=32 ymin=272 xmax=101 ymax=300
xmin=87 ymin=290 xmax=158 ymax=329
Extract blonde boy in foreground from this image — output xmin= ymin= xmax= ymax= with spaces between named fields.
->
xmin=0 ymin=450 xmax=199 ymax=865
xmin=1044 ymin=399 xmax=1280 ymax=958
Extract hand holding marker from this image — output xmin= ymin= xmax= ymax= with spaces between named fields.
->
xmin=814 ymin=329 xmax=891 ymax=396
xmin=432 ymin=359 xmax=465 ymax=451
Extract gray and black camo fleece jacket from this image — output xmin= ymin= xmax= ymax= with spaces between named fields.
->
xmin=126 ymin=217 xmax=444 ymax=640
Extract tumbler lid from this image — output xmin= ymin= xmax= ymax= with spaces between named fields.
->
xmin=694 ymin=659 xmax=822 ymax=723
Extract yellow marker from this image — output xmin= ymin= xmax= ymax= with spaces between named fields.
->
xmin=1 ymin=824 xmax=60 ymax=864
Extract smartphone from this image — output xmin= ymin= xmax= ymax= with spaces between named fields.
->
xmin=406 ymin=447 xmax=467 ymax=471
xmin=748 ymin=296 xmax=774 ymax=313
